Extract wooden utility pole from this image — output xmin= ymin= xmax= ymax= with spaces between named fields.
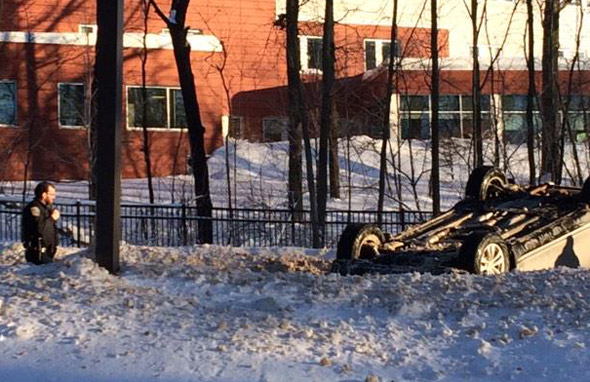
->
xmin=95 ymin=0 xmax=123 ymax=273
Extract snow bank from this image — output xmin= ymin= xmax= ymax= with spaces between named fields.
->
xmin=1 ymin=243 xmax=590 ymax=381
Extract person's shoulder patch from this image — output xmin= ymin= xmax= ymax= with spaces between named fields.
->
xmin=30 ymin=206 xmax=41 ymax=217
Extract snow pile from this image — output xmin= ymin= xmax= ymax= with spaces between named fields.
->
xmin=1 ymin=243 xmax=590 ymax=381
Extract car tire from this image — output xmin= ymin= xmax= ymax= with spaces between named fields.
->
xmin=336 ymin=224 xmax=384 ymax=261
xmin=465 ymin=166 xmax=507 ymax=201
xmin=460 ymin=232 xmax=511 ymax=275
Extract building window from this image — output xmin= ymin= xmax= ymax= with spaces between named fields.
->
xmin=401 ymin=94 xmax=492 ymax=140
xmin=170 ymin=89 xmax=187 ymax=128
xmin=501 ymin=95 xmax=540 ymax=144
xmin=58 ymin=83 xmax=85 ymax=127
xmin=127 ymin=86 xmax=186 ymax=129
xmin=401 ymin=95 xmax=430 ymax=139
xmin=229 ymin=116 xmax=242 ymax=139
xmin=262 ymin=117 xmax=288 ymax=141
xmin=440 ymin=95 xmax=492 ymax=138
xmin=365 ymin=39 xmax=401 ymax=70
xmin=0 ymin=81 xmax=17 ymax=126
xmin=300 ymin=36 xmax=323 ymax=71
xmin=565 ymin=95 xmax=590 ymax=142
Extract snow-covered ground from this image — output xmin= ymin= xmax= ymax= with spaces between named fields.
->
xmin=1 ymin=242 xmax=590 ymax=382
xmin=4 ymin=137 xmax=590 ymax=211
xmin=3 ymin=138 xmax=590 ymax=381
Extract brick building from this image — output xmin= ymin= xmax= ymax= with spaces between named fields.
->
xmin=1 ymin=0 xmax=589 ymax=181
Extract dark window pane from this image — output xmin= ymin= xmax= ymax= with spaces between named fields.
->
xmin=502 ymin=95 xmax=536 ymax=111
xmin=439 ymin=113 xmax=461 ymax=137
xmin=503 ymin=114 xmax=527 ymax=143
xmin=381 ymin=42 xmax=390 ymax=64
xmin=461 ymin=95 xmax=491 ymax=111
xmin=401 ymin=95 xmax=429 ymax=112
xmin=439 ymin=95 xmax=459 ymax=111
xmin=0 ymin=82 xmax=17 ymax=125
xmin=128 ymin=87 xmax=167 ymax=128
xmin=229 ymin=116 xmax=241 ymax=138
xmin=481 ymin=95 xmax=491 ymax=111
xmin=59 ymin=83 xmax=85 ymax=126
xmin=365 ymin=41 xmax=376 ymax=70
xmin=307 ymin=38 xmax=323 ymax=70
xmin=170 ymin=89 xmax=187 ymax=128
xmin=401 ymin=114 xmax=430 ymax=139
xmin=568 ymin=95 xmax=590 ymax=111
xmin=263 ymin=118 xmax=287 ymax=141
xmin=394 ymin=39 xmax=402 ymax=57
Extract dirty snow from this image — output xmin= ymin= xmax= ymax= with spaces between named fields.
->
xmin=1 ymin=242 xmax=590 ymax=381
xmin=3 ymin=138 xmax=590 ymax=380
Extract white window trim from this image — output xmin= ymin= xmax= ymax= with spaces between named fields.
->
xmin=299 ymin=35 xmax=323 ymax=74
xmin=222 ymin=115 xmax=243 ymax=138
xmin=364 ymin=38 xmax=400 ymax=71
xmin=126 ymin=85 xmax=185 ymax=131
xmin=57 ymin=82 xmax=86 ymax=129
xmin=400 ymin=94 xmax=493 ymax=139
xmin=0 ymin=80 xmax=18 ymax=127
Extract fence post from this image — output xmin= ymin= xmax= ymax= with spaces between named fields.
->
xmin=399 ymin=207 xmax=405 ymax=232
xmin=181 ymin=203 xmax=187 ymax=246
xmin=76 ymin=200 xmax=81 ymax=248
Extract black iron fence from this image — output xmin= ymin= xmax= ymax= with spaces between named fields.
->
xmin=0 ymin=198 xmax=431 ymax=248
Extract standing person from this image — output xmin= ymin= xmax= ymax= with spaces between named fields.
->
xmin=21 ymin=182 xmax=60 ymax=264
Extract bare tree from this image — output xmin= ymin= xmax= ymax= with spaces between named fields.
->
xmin=541 ymin=0 xmax=563 ymax=183
xmin=317 ymin=0 xmax=335 ymax=243
xmin=150 ymin=0 xmax=213 ymax=243
xmin=329 ymin=99 xmax=340 ymax=198
xmin=377 ymin=0 xmax=399 ymax=223
xmin=285 ymin=0 xmax=303 ymax=221
xmin=140 ymin=0 xmax=155 ymax=204
xmin=526 ymin=0 xmax=537 ymax=185
xmin=470 ymin=0 xmax=483 ymax=167
xmin=431 ymin=0 xmax=440 ymax=215
xmin=286 ymin=0 xmax=320 ymax=246
xmin=560 ymin=3 xmax=585 ymax=185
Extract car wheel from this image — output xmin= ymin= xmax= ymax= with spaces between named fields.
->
xmin=337 ymin=224 xmax=384 ymax=261
xmin=460 ymin=232 xmax=511 ymax=275
xmin=465 ymin=166 xmax=507 ymax=201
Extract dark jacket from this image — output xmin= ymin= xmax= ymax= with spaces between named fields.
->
xmin=22 ymin=199 xmax=58 ymax=262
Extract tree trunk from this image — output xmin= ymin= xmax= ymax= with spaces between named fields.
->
xmin=151 ymin=0 xmax=212 ymax=243
xmin=329 ymin=99 xmax=340 ymax=198
xmin=286 ymin=0 xmax=319 ymax=247
xmin=378 ymin=0 xmax=398 ymax=224
xmin=471 ymin=0 xmax=483 ymax=168
xmin=141 ymin=0 xmax=155 ymax=204
xmin=317 ymin=0 xmax=335 ymax=244
xmin=526 ymin=0 xmax=537 ymax=185
xmin=541 ymin=0 xmax=561 ymax=183
xmin=431 ymin=0 xmax=440 ymax=215
xmin=286 ymin=0 xmax=303 ymax=221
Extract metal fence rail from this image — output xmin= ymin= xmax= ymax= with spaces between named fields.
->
xmin=0 ymin=199 xmax=431 ymax=248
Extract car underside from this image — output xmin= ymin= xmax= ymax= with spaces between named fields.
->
xmin=332 ymin=166 xmax=590 ymax=276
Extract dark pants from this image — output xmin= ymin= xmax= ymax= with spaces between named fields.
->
xmin=25 ymin=247 xmax=54 ymax=265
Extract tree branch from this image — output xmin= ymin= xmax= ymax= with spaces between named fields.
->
xmin=148 ymin=0 xmax=170 ymax=25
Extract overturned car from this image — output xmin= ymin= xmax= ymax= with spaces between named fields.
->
xmin=333 ymin=166 xmax=590 ymax=275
